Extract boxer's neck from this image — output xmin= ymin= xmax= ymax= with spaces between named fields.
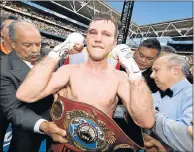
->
xmin=86 ymin=57 xmax=109 ymax=73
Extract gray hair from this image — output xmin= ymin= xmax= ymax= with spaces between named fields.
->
xmin=161 ymin=45 xmax=176 ymax=54
xmin=9 ymin=20 xmax=38 ymax=41
xmin=166 ymin=54 xmax=190 ymax=76
xmin=9 ymin=20 xmax=20 ymax=41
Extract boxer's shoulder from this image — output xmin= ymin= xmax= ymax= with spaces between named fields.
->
xmin=114 ymin=68 xmax=128 ymax=79
xmin=57 ymin=64 xmax=81 ymax=75
xmin=61 ymin=64 xmax=80 ymax=69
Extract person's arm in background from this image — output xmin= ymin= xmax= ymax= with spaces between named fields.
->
xmin=187 ymin=120 xmax=193 ymax=137
xmin=143 ymin=133 xmax=167 ymax=152
xmin=152 ymin=90 xmax=192 ymax=151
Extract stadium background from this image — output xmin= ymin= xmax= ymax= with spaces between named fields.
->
xmin=1 ymin=1 xmax=193 ymax=151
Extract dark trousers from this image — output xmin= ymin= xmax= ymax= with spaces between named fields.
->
xmin=0 ymin=109 xmax=9 ymax=152
xmin=8 ymin=131 xmax=52 ymax=152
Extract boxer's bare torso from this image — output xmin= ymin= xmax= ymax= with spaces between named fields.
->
xmin=56 ymin=63 xmax=127 ymax=117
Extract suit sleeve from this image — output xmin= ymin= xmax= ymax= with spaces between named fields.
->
xmin=0 ymin=75 xmax=43 ymax=132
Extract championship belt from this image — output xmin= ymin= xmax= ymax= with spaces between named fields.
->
xmin=49 ymin=96 xmax=145 ymax=152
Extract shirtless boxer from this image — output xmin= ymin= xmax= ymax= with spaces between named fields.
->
xmin=16 ymin=13 xmax=154 ymax=143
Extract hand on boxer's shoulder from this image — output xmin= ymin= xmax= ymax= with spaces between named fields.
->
xmin=49 ymin=32 xmax=84 ymax=59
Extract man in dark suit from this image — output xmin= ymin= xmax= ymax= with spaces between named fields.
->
xmin=0 ymin=20 xmax=66 ymax=152
xmin=133 ymin=38 xmax=161 ymax=93
xmin=0 ymin=15 xmax=19 ymax=152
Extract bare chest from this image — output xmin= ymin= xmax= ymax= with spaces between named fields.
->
xmin=69 ymin=71 xmax=119 ymax=107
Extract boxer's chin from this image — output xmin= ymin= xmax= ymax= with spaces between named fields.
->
xmin=89 ymin=53 xmax=108 ymax=61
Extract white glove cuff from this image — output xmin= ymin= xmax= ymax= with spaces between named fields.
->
xmin=48 ymin=51 xmax=60 ymax=61
xmin=128 ymin=74 xmax=143 ymax=81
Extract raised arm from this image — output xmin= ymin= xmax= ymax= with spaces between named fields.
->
xmin=112 ymin=44 xmax=154 ymax=128
xmin=16 ymin=56 xmax=73 ymax=102
xmin=117 ymin=71 xmax=154 ymax=129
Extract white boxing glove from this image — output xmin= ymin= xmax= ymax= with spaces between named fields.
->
xmin=48 ymin=32 xmax=84 ymax=59
xmin=112 ymin=44 xmax=142 ymax=77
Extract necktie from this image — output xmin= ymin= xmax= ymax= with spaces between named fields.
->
xmin=159 ymin=88 xmax=173 ymax=98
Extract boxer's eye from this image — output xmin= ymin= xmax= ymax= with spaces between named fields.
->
xmin=103 ymin=32 xmax=110 ymax=37
xmin=88 ymin=30 xmax=97 ymax=35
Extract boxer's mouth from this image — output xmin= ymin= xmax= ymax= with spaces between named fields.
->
xmin=93 ymin=45 xmax=103 ymax=49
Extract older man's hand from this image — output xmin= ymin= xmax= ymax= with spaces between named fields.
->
xmin=143 ymin=133 xmax=167 ymax=152
xmin=40 ymin=121 xmax=68 ymax=144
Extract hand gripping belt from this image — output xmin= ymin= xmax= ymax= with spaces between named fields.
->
xmin=49 ymin=96 xmax=145 ymax=152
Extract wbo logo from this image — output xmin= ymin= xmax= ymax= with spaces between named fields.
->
xmin=3 ymin=124 xmax=12 ymax=151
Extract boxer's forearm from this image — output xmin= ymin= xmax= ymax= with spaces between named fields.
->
xmin=16 ymin=56 xmax=59 ymax=102
xmin=129 ymin=79 xmax=155 ymax=128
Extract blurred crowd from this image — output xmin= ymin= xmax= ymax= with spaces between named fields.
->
xmin=1 ymin=1 xmax=87 ymax=34
xmin=1 ymin=1 xmax=87 ymax=46
xmin=1 ymin=9 xmax=70 ymax=36
xmin=188 ymin=55 xmax=193 ymax=65
xmin=41 ymin=36 xmax=60 ymax=47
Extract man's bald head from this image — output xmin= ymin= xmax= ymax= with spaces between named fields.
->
xmin=151 ymin=54 xmax=190 ymax=90
xmin=9 ymin=21 xmax=40 ymax=41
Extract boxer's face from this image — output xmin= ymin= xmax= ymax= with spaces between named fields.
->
xmin=86 ymin=20 xmax=117 ymax=61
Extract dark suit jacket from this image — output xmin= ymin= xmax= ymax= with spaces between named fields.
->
xmin=120 ymin=66 xmax=159 ymax=93
xmin=0 ymin=51 xmax=53 ymax=151
xmin=0 ymin=51 xmax=9 ymax=152
xmin=0 ymin=51 xmax=6 ymax=60
xmin=142 ymin=68 xmax=159 ymax=93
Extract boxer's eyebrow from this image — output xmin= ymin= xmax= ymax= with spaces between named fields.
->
xmin=88 ymin=29 xmax=96 ymax=33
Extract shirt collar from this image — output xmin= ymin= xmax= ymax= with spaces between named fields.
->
xmin=22 ymin=60 xmax=34 ymax=68
xmin=15 ymin=52 xmax=34 ymax=68
xmin=141 ymin=69 xmax=148 ymax=73
xmin=170 ymin=78 xmax=191 ymax=96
